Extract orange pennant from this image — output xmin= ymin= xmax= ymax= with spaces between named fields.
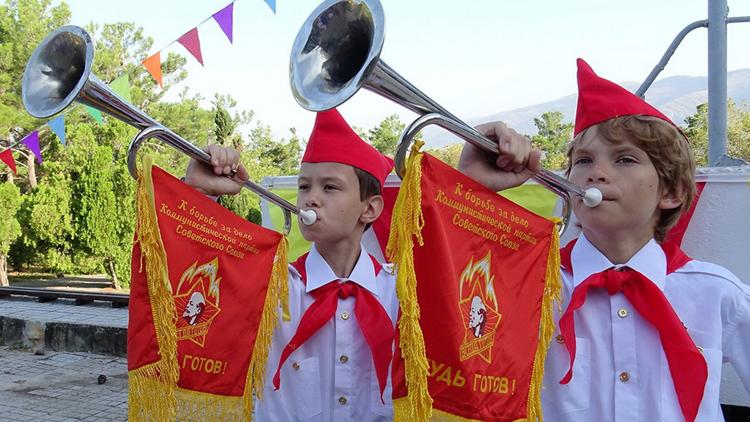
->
xmin=142 ymin=52 xmax=163 ymax=88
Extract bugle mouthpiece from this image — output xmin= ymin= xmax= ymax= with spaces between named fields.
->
xmin=299 ymin=209 xmax=317 ymax=225
xmin=582 ymin=188 xmax=603 ymax=207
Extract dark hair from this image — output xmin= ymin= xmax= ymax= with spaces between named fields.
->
xmin=566 ymin=115 xmax=696 ymax=242
xmin=353 ymin=167 xmax=383 ymax=200
xmin=353 ymin=167 xmax=383 ymax=231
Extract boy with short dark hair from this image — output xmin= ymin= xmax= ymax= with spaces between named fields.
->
xmin=459 ymin=58 xmax=750 ymax=421
xmin=187 ymin=108 xmax=402 ymax=421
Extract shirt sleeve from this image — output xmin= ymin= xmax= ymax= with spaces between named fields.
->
xmin=722 ymin=281 xmax=750 ymax=394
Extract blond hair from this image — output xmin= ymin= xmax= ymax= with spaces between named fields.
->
xmin=566 ymin=115 xmax=696 ymax=242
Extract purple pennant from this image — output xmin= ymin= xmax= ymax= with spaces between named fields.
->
xmin=212 ymin=2 xmax=234 ymax=43
xmin=22 ymin=131 xmax=42 ymax=164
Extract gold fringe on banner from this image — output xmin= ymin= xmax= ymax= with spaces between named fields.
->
xmin=386 ymin=140 xmax=433 ymax=422
xmin=129 ymin=156 xmax=179 ymax=421
xmin=129 ymin=157 xmax=291 ymax=421
xmin=525 ymin=220 xmax=563 ymax=422
xmin=243 ymin=236 xmax=289 ymax=416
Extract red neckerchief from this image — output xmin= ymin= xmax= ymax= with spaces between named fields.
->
xmin=273 ymin=251 xmax=394 ymax=401
xmin=558 ymin=239 xmax=706 ymax=422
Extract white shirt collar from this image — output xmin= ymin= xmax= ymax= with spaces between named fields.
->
xmin=304 ymin=244 xmax=379 ymax=296
xmin=571 ymin=234 xmax=667 ymax=290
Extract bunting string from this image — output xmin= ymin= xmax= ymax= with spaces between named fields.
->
xmin=1 ymin=0 xmax=275 ymax=175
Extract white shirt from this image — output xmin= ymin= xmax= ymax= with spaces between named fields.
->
xmin=542 ymin=234 xmax=750 ymax=421
xmin=255 ymin=244 xmax=399 ymax=422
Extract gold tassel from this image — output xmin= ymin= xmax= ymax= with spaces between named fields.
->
xmin=174 ymin=388 xmax=247 ymax=420
xmin=128 ymin=156 xmax=179 ymax=421
xmin=386 ymin=141 xmax=433 ymax=422
xmin=525 ymin=219 xmax=563 ymax=422
xmin=242 ymin=236 xmax=289 ymax=419
xmin=278 ymin=237 xmax=291 ymax=322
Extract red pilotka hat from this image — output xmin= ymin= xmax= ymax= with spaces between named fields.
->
xmin=302 ymin=108 xmax=394 ymax=188
xmin=574 ymin=58 xmax=685 ymax=139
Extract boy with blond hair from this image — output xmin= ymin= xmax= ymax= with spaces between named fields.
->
xmin=459 ymin=58 xmax=750 ymax=421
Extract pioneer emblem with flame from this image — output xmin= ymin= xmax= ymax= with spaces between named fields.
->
xmin=458 ymin=251 xmax=501 ymax=363
xmin=173 ymin=257 xmax=222 ymax=347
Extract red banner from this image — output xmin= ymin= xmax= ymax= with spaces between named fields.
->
xmin=388 ymin=148 xmax=561 ymax=422
xmin=128 ymin=159 xmax=288 ymax=420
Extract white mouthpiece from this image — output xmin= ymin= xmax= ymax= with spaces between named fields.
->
xmin=299 ymin=209 xmax=317 ymax=225
xmin=582 ymin=188 xmax=603 ymax=207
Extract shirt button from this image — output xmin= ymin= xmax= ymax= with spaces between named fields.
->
xmin=292 ymin=362 xmax=300 ymax=371
xmin=619 ymin=371 xmax=630 ymax=382
xmin=338 ymin=396 xmax=347 ymax=405
xmin=617 ymin=308 xmax=629 ymax=318
xmin=341 ymin=311 xmax=350 ymax=320
xmin=555 ymin=334 xmax=564 ymax=344
xmin=339 ymin=355 xmax=349 ymax=363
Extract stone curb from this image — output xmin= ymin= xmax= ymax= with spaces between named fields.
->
xmin=0 ymin=315 xmax=127 ymax=357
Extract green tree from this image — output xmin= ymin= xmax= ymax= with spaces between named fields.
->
xmin=367 ymin=114 xmax=405 ymax=156
xmin=67 ymin=125 xmax=123 ymax=286
xmin=0 ymin=182 xmax=22 ymax=285
xmin=11 ymin=160 xmax=75 ymax=274
xmin=425 ymin=143 xmax=463 ymax=168
xmin=530 ymin=111 xmax=572 ymax=170
xmin=246 ymin=124 xmax=302 ymax=176
xmin=214 ymin=106 xmax=234 ymax=146
xmin=683 ymin=100 xmax=750 ymax=166
xmin=212 ymin=94 xmax=252 ymax=149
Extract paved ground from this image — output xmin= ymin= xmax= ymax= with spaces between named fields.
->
xmin=0 ymin=296 xmax=128 ymax=331
xmin=0 ymin=346 xmax=127 ymax=421
xmin=0 ymin=294 xmax=129 ymax=420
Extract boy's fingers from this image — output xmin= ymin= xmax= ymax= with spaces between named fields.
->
xmin=236 ymin=164 xmax=250 ymax=181
xmin=529 ymin=149 xmax=542 ymax=173
xmin=207 ymin=145 xmax=220 ymax=166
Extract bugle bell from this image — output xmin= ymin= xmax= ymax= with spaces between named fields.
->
xmin=22 ymin=25 xmax=316 ymax=233
xmin=289 ymin=0 xmax=603 ymax=233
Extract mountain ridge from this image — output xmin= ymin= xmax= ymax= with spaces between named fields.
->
xmin=424 ymin=69 xmax=750 ymax=146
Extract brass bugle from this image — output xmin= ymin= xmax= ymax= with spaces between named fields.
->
xmin=22 ymin=25 xmax=316 ymax=233
xmin=289 ymin=0 xmax=603 ymax=233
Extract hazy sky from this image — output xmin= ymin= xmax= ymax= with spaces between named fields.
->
xmin=60 ymin=0 xmax=750 ymax=143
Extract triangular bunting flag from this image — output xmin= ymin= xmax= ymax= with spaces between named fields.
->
xmin=264 ymin=0 xmax=276 ymax=13
xmin=48 ymin=115 xmax=66 ymax=145
xmin=142 ymin=52 xmax=163 ymax=88
xmin=0 ymin=149 xmax=17 ymax=175
xmin=22 ymin=131 xmax=42 ymax=164
xmin=85 ymin=106 xmax=103 ymax=124
xmin=212 ymin=2 xmax=234 ymax=43
xmin=177 ymin=28 xmax=204 ymax=66
xmin=110 ymin=74 xmax=133 ymax=104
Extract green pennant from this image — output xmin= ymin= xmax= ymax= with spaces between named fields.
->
xmin=84 ymin=105 xmax=103 ymax=124
xmin=110 ymin=74 xmax=133 ymax=104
